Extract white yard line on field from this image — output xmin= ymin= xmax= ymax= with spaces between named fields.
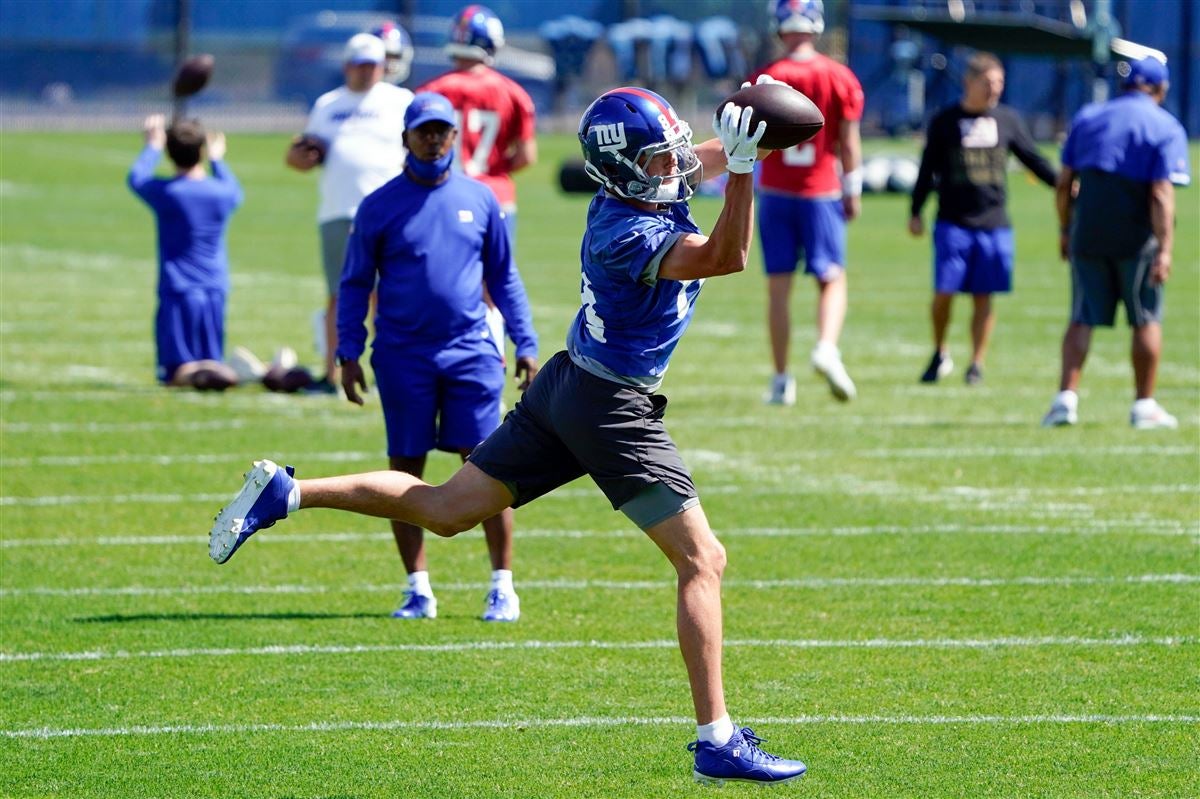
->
xmin=3 ymin=712 xmax=1197 ymax=740
xmin=0 ymin=634 xmax=1194 ymax=664
xmin=3 ymin=482 xmax=1197 ymax=507
xmin=3 ymin=519 xmax=1194 ymax=549
xmin=1 ymin=574 xmax=1195 ymax=599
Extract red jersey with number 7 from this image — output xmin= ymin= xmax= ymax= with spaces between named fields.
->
xmin=750 ymin=54 xmax=864 ymax=197
xmin=418 ymin=66 xmax=537 ymax=210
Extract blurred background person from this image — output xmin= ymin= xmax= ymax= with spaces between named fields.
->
xmin=909 ymin=52 xmax=1058 ymax=386
xmin=285 ymin=31 xmax=412 ymax=393
xmin=751 ymin=0 xmax=864 ymax=406
xmin=1043 ymin=56 xmax=1190 ymax=430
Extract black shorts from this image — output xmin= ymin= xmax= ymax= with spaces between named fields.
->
xmin=467 ymin=351 xmax=697 ymax=510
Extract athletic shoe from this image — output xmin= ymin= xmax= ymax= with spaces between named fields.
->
xmin=1041 ymin=399 xmax=1078 ymax=427
xmin=228 ymin=346 xmax=267 ymax=383
xmin=209 ymin=460 xmax=294 ymax=564
xmin=688 ymin=727 xmax=807 ymax=786
xmin=391 ymin=591 xmax=437 ymax=619
xmin=920 ymin=351 xmax=953 ymax=383
xmin=964 ymin=363 xmax=983 ymax=386
xmin=1131 ymin=400 xmax=1178 ymax=430
xmin=481 ymin=589 xmax=520 ymax=622
xmin=811 ymin=343 xmax=856 ymax=401
xmin=763 ymin=374 xmax=796 ymax=406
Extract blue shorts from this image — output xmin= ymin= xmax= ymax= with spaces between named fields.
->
xmin=155 ymin=288 xmax=225 ymax=383
xmin=757 ymin=194 xmax=846 ymax=280
xmin=933 ymin=222 xmax=1014 ymax=294
xmin=371 ymin=339 xmax=504 ymax=458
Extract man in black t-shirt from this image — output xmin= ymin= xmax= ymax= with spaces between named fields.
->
xmin=909 ymin=52 xmax=1058 ymax=384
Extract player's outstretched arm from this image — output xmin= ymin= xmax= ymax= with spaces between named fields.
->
xmin=659 ymin=103 xmax=764 ymax=282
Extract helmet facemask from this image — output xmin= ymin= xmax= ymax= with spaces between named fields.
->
xmin=590 ymin=121 xmax=701 ymax=204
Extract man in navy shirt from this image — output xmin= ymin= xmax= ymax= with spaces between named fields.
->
xmin=128 ymin=114 xmax=243 ymax=390
xmin=336 ymin=93 xmax=539 ymax=621
xmin=1042 ymin=57 xmax=1190 ymax=429
xmin=210 ymin=85 xmax=808 ymax=785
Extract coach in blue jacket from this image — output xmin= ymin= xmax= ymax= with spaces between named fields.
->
xmin=335 ymin=92 xmax=539 ymax=621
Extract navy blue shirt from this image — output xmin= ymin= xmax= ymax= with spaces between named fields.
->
xmin=1063 ymin=91 xmax=1191 ymax=257
xmin=567 ymin=192 xmax=703 ymax=390
xmin=127 ymin=146 xmax=243 ymax=296
xmin=337 ymin=171 xmax=537 ymax=361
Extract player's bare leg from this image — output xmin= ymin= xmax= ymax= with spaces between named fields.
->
xmin=922 ymin=293 xmax=956 ymax=383
xmin=1042 ymin=322 xmax=1091 ymax=426
xmin=764 ymin=274 xmax=797 ymax=405
xmin=967 ymin=293 xmax=995 ymax=383
xmin=388 ymin=454 xmax=437 ymax=619
xmin=812 ymin=268 xmax=855 ymax=400
xmin=641 ymin=504 xmax=728 ymax=725
xmin=458 ymin=449 xmax=519 ymax=621
xmin=1131 ymin=321 xmax=1162 ymax=400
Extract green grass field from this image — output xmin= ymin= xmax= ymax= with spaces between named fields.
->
xmin=1 ymin=130 xmax=1197 ymax=798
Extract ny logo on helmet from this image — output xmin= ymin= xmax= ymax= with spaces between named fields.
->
xmin=589 ymin=122 xmax=627 ymax=153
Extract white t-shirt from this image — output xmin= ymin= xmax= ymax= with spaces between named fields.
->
xmin=305 ymin=82 xmax=413 ymax=223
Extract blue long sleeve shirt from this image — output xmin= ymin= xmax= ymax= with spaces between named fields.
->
xmin=127 ymin=145 xmax=243 ymax=295
xmin=336 ymin=171 xmax=537 ymax=361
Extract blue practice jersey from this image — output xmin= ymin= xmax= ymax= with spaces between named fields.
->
xmin=1062 ymin=92 xmax=1190 ymax=186
xmin=337 ymin=171 xmax=537 ymax=360
xmin=567 ymin=192 xmax=703 ymax=390
xmin=127 ymin=146 xmax=243 ymax=295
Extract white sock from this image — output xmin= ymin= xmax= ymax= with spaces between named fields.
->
xmin=697 ymin=715 xmax=735 ymax=747
xmin=286 ymin=483 xmax=301 ymax=513
xmin=1132 ymin=397 xmax=1159 ymax=413
xmin=1055 ymin=390 xmax=1078 ymax=410
xmin=813 ymin=340 xmax=839 ymax=358
xmin=491 ymin=569 xmax=514 ymax=594
xmin=408 ymin=570 xmax=433 ymax=597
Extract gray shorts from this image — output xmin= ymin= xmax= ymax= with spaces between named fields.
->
xmin=468 ymin=351 xmax=698 ymax=526
xmin=1070 ymin=239 xmax=1162 ymax=327
xmin=319 ymin=218 xmax=353 ymax=297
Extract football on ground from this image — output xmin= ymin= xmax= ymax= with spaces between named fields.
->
xmin=172 ymin=54 xmax=214 ymax=98
xmin=716 ymin=82 xmax=824 ymax=150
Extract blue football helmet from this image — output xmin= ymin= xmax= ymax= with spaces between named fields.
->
xmin=578 ymin=87 xmax=701 ymax=204
xmin=371 ymin=22 xmax=413 ymax=83
xmin=771 ymin=0 xmax=825 ymax=35
xmin=445 ymin=5 xmax=505 ymax=63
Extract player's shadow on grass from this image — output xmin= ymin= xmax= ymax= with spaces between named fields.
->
xmin=73 ymin=611 xmax=381 ymax=623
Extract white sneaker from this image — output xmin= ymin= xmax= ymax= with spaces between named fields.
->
xmin=811 ymin=344 xmax=856 ymax=402
xmin=227 ymin=346 xmax=267 ymax=383
xmin=763 ymin=374 xmax=797 ymax=406
xmin=1041 ymin=391 xmax=1079 ymax=427
xmin=1131 ymin=400 xmax=1178 ymax=430
xmin=271 ymin=346 xmax=298 ymax=371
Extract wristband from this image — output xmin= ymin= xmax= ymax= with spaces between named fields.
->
xmin=840 ymin=168 xmax=863 ymax=198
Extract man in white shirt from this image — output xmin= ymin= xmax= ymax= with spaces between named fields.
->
xmin=286 ymin=32 xmax=413 ymax=391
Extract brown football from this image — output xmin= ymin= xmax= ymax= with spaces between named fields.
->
xmin=715 ymin=82 xmax=824 ymax=150
xmin=172 ymin=54 xmax=214 ymax=98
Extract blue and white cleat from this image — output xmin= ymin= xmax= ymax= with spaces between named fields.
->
xmin=209 ymin=460 xmax=294 ymax=564
xmin=688 ymin=727 xmax=807 ymax=786
xmin=481 ymin=589 xmax=520 ymax=622
xmin=391 ymin=591 xmax=438 ymax=619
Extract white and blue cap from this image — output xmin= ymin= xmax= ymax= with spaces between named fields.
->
xmin=405 ymin=92 xmax=457 ymax=129
xmin=344 ymin=32 xmax=386 ymax=65
xmin=771 ymin=0 xmax=825 ymax=35
xmin=1121 ymin=56 xmax=1169 ymax=88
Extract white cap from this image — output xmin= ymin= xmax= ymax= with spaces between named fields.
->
xmin=344 ymin=33 xmax=386 ymax=65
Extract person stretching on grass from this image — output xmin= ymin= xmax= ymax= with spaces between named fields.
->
xmin=209 ymin=85 xmax=807 ymax=786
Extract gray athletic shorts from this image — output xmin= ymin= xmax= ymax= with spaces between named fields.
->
xmin=1070 ymin=239 xmax=1162 ymax=327
xmin=319 ymin=218 xmax=353 ymax=297
xmin=467 ymin=351 xmax=699 ymax=527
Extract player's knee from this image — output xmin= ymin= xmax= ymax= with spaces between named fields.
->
xmin=695 ymin=536 xmax=727 ymax=580
xmin=429 ymin=508 xmax=485 ymax=537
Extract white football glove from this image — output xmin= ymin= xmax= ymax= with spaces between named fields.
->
xmin=740 ymin=73 xmax=783 ymax=90
xmin=713 ymin=102 xmax=766 ymax=175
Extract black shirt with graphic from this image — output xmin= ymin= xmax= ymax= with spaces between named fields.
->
xmin=911 ymin=103 xmax=1058 ymax=230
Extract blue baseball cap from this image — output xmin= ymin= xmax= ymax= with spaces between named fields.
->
xmin=1122 ymin=56 xmax=1169 ymax=88
xmin=405 ymin=92 xmax=457 ymax=129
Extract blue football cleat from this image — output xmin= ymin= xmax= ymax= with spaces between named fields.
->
xmin=481 ymin=589 xmax=520 ymax=622
xmin=391 ymin=591 xmax=438 ymax=619
xmin=209 ymin=460 xmax=294 ymax=564
xmin=688 ymin=727 xmax=807 ymax=786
